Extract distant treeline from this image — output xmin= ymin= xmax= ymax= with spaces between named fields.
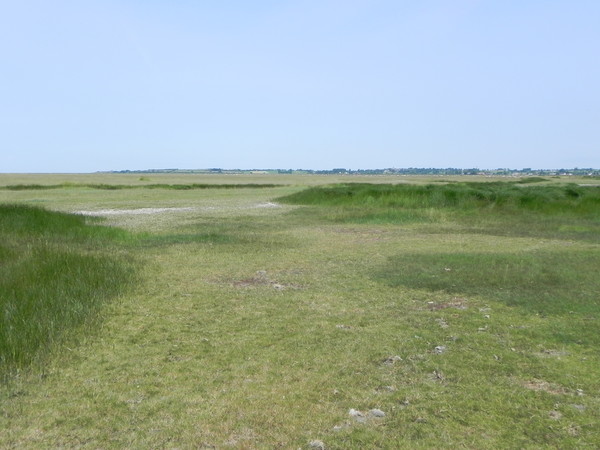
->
xmin=110 ymin=167 xmax=600 ymax=176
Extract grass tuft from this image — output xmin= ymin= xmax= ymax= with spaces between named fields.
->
xmin=0 ymin=204 xmax=137 ymax=379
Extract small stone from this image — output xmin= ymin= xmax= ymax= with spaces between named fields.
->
xmin=432 ymin=370 xmax=445 ymax=381
xmin=571 ymin=404 xmax=586 ymax=412
xmin=382 ymin=355 xmax=402 ymax=365
xmin=435 ymin=318 xmax=449 ymax=328
xmin=576 ymin=389 xmax=584 ymax=396
xmin=309 ymin=440 xmax=325 ymax=449
xmin=549 ymin=410 xmax=562 ymax=420
xmin=434 ymin=345 xmax=446 ymax=354
xmin=349 ymin=409 xmax=367 ymax=423
xmin=369 ymin=409 xmax=385 ymax=417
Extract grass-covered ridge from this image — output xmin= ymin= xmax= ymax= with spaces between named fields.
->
xmin=278 ymin=182 xmax=600 ymax=240
xmin=278 ymin=181 xmax=599 ymax=213
xmin=0 ymin=204 xmax=137 ymax=379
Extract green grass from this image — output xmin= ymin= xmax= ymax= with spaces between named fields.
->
xmin=1 ymin=177 xmax=599 ymax=448
xmin=0 ymin=205 xmax=137 ymax=379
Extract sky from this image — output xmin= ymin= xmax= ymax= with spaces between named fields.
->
xmin=1 ymin=0 xmax=599 ymax=172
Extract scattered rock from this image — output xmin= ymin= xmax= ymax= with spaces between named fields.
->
xmin=432 ymin=370 xmax=445 ymax=381
xmin=435 ymin=318 xmax=449 ymax=328
xmin=434 ymin=345 xmax=446 ymax=354
xmin=348 ymin=408 xmax=363 ymax=417
xmin=571 ymin=404 xmax=586 ymax=412
xmin=369 ymin=409 xmax=385 ymax=418
xmin=376 ymin=385 xmax=396 ymax=392
xmin=549 ymin=410 xmax=562 ymax=420
xmin=309 ymin=439 xmax=326 ymax=449
xmin=382 ymin=355 xmax=403 ymax=365
xmin=349 ymin=409 xmax=367 ymax=423
xmin=336 ymin=324 xmax=352 ymax=330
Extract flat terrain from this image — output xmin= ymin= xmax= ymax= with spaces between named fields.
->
xmin=1 ymin=174 xmax=599 ymax=448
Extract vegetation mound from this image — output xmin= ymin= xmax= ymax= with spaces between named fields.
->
xmin=279 ymin=182 xmax=598 ymax=212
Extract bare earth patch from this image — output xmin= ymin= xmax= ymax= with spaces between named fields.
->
xmin=427 ymin=297 xmax=468 ymax=310
xmin=231 ymin=271 xmax=299 ymax=290
xmin=517 ymin=378 xmax=570 ymax=395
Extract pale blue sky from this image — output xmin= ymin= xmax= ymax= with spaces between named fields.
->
xmin=1 ymin=1 xmax=599 ymax=172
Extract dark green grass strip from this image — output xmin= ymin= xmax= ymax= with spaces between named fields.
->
xmin=2 ymin=183 xmax=285 ymax=191
xmin=374 ymin=250 xmax=600 ymax=349
xmin=375 ymin=250 xmax=600 ymax=317
xmin=0 ymin=205 xmax=137 ymax=379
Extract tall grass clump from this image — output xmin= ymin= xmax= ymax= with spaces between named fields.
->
xmin=278 ymin=183 xmax=600 ymax=232
xmin=279 ymin=182 xmax=599 ymax=212
xmin=0 ymin=204 xmax=136 ymax=380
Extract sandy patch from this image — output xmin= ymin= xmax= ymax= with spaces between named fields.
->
xmin=75 ymin=207 xmax=197 ymax=216
xmin=75 ymin=203 xmax=281 ymax=216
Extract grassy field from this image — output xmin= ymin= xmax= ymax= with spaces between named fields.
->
xmin=1 ymin=174 xmax=599 ymax=448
